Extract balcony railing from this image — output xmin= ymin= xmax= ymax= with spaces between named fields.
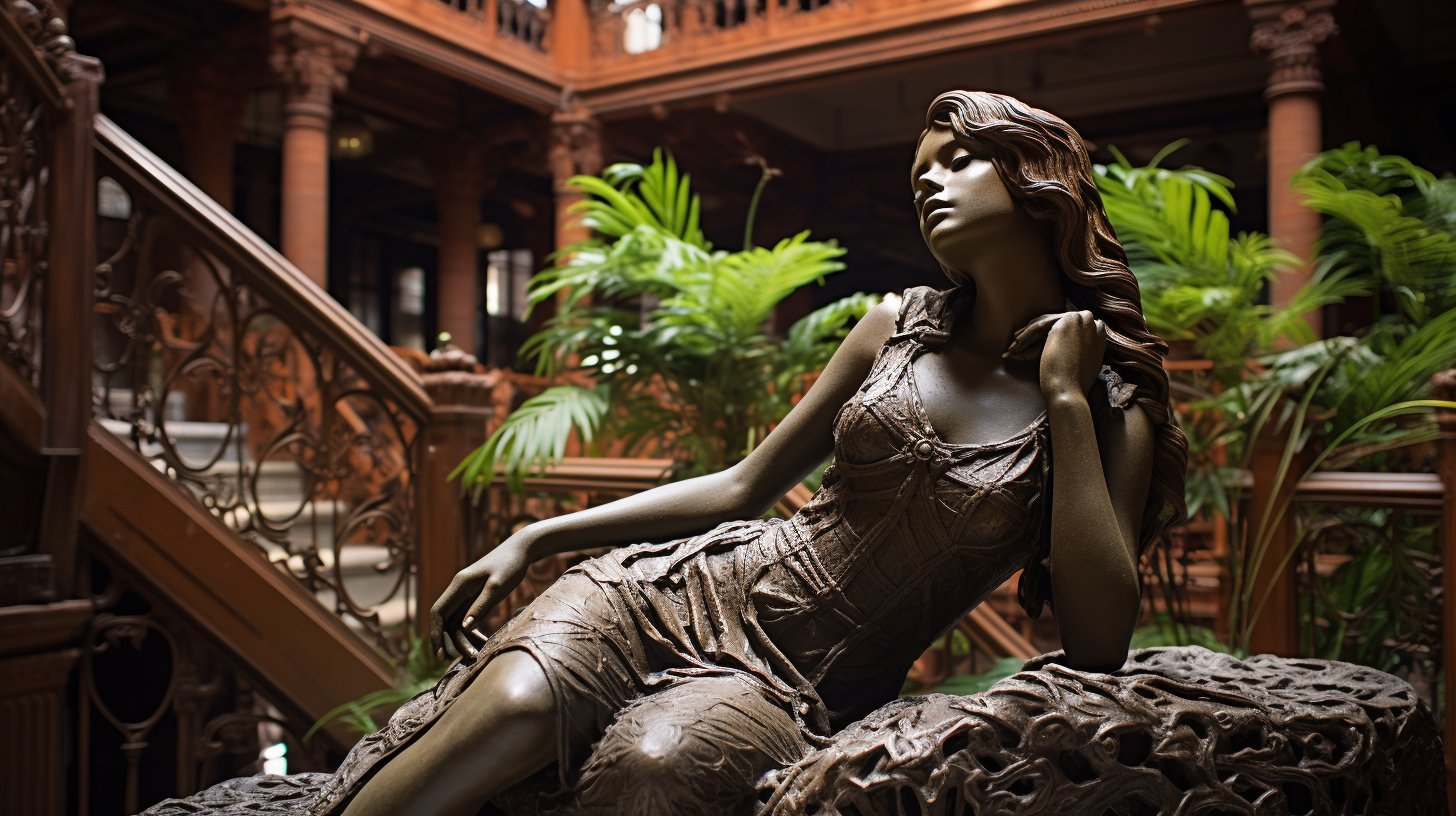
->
xmin=593 ymin=0 xmax=841 ymax=59
xmin=430 ymin=0 xmax=551 ymax=51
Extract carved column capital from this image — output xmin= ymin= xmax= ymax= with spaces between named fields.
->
xmin=549 ymin=105 xmax=603 ymax=192
xmin=1246 ymin=0 xmax=1338 ymax=98
xmin=268 ymin=21 xmax=358 ymax=123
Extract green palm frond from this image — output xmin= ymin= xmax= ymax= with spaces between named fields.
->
xmin=457 ymin=149 xmax=861 ymax=491
xmin=782 ymin=292 xmax=881 ymax=367
xmin=451 ymin=385 xmax=610 ymax=495
xmin=1296 ymin=141 xmax=1456 ymax=325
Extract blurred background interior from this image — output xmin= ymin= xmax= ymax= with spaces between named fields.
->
xmin=1 ymin=0 xmax=1454 ymax=813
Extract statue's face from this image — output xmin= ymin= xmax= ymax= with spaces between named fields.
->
xmin=912 ymin=124 xmax=1023 ymax=274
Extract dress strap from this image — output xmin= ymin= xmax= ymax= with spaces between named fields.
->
xmin=1098 ymin=365 xmax=1137 ymax=410
xmin=895 ymin=286 xmax=967 ymax=347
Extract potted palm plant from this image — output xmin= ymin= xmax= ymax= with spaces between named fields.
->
xmin=454 ymin=150 xmax=878 ymax=493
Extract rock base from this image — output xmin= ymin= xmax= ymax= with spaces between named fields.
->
xmin=758 ymin=648 xmax=1446 ymax=816
xmin=142 ymin=648 xmax=1446 ymax=816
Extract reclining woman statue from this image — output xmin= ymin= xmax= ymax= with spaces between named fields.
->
xmin=322 ymin=90 xmax=1188 ymax=816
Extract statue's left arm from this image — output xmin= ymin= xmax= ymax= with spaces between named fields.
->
xmin=1036 ymin=312 xmax=1154 ymax=671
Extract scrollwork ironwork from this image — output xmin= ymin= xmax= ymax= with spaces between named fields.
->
xmin=80 ymin=556 xmax=332 ymax=816
xmin=1295 ymin=502 xmax=1442 ymax=704
xmin=91 ymin=172 xmax=420 ymax=659
xmin=0 ymin=31 xmax=53 ymax=387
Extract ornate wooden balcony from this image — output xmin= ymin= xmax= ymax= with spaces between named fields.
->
xmin=282 ymin=0 xmax=1224 ymax=113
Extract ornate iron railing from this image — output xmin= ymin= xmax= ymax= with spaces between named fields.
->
xmin=91 ymin=117 xmax=432 ymax=660
xmin=0 ymin=37 xmax=52 ymax=388
xmin=77 ymin=551 xmax=338 ymax=816
xmin=1289 ymin=473 xmax=1446 ymax=708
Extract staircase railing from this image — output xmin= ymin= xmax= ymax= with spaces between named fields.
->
xmin=91 ymin=116 xmax=432 ymax=659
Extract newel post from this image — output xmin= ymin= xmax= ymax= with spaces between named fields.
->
xmin=1245 ymin=418 xmax=1303 ymax=657
xmin=1433 ymin=369 xmax=1456 ymax=804
xmin=38 ymin=41 xmax=102 ymax=601
xmin=416 ymin=357 xmax=499 ymax=637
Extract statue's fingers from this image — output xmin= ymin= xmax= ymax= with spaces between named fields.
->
xmin=462 ymin=581 xmax=504 ymax=631
xmin=451 ymin=627 xmax=479 ymax=660
xmin=429 ymin=587 xmax=457 ymax=660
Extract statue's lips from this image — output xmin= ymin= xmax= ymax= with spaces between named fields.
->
xmin=922 ymin=200 xmax=952 ymax=228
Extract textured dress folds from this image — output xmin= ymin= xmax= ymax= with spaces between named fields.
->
xmin=313 ymin=286 xmax=1135 ymax=814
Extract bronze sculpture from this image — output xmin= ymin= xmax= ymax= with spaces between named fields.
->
xmin=310 ymin=90 xmax=1189 ymax=816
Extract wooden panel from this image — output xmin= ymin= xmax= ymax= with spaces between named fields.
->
xmin=0 ymin=600 xmax=92 ymax=659
xmin=0 ymin=358 xmax=44 ymax=454
xmin=285 ymin=0 xmax=560 ymax=112
xmin=1295 ymin=471 xmax=1444 ymax=509
xmin=510 ymin=456 xmax=675 ymax=493
xmin=81 ymin=424 xmax=394 ymax=721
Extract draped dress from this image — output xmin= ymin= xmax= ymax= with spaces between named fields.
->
xmin=313 ymin=285 xmax=1135 ymax=814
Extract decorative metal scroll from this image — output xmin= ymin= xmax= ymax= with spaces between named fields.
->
xmin=90 ymin=171 xmax=420 ymax=658
xmin=80 ymin=555 xmax=333 ymax=816
xmin=1295 ymin=502 xmax=1442 ymax=705
xmin=0 ymin=9 xmax=56 ymax=387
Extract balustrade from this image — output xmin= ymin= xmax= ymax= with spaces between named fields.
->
xmin=592 ymin=0 xmax=844 ymax=60
xmin=0 ymin=30 xmax=53 ymax=389
xmin=90 ymin=117 xmax=432 ymax=661
xmin=428 ymin=0 xmax=549 ymax=51
xmin=75 ymin=552 xmax=335 ymax=816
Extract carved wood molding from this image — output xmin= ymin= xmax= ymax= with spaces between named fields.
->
xmin=1245 ymin=0 xmax=1338 ymax=97
xmin=269 ymin=18 xmax=361 ymax=119
xmin=549 ymin=105 xmax=603 ymax=192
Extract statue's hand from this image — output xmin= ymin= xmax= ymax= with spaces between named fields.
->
xmin=429 ymin=536 xmax=532 ymax=661
xmin=1004 ymin=310 xmax=1106 ymax=399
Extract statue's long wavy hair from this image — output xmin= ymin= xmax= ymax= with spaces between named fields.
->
xmin=917 ymin=90 xmax=1188 ymax=617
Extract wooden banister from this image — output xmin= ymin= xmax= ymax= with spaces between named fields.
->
xmin=92 ymin=116 xmax=432 ymax=424
xmin=507 ymin=456 xmax=675 ymax=493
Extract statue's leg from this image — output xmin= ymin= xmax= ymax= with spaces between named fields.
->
xmin=569 ymin=675 xmax=810 ymax=816
xmin=340 ymin=649 xmax=556 ymax=816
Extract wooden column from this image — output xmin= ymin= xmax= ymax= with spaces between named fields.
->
xmin=549 ymin=105 xmax=603 ymax=256
xmin=417 ymin=369 xmax=497 ymax=636
xmin=270 ymin=22 xmax=357 ymax=288
xmin=1433 ymin=369 xmax=1456 ymax=807
xmin=426 ymin=138 xmax=495 ymax=355
xmin=169 ymin=43 xmax=257 ymax=212
xmin=38 ymin=48 xmax=102 ymax=601
xmin=1245 ymin=420 xmax=1303 ymax=656
xmin=1247 ymin=0 xmax=1337 ymax=337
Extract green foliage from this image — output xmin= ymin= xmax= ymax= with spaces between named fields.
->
xmin=1304 ymin=508 xmax=1440 ymax=673
xmin=1095 ymin=142 xmax=1363 ymax=376
xmin=453 ymin=385 xmax=610 ymax=495
xmin=920 ymin=658 xmax=1026 ymax=697
xmin=1099 ymin=142 xmax=1455 ymax=662
xmin=1295 ymin=142 xmax=1456 ymax=326
xmin=457 ymin=150 xmax=876 ymax=492
xmin=1130 ymin=613 xmax=1234 ymax=655
xmin=306 ymin=631 xmax=451 ymax=740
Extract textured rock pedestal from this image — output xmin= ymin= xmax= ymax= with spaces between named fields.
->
xmin=141 ymin=648 xmax=1445 ymax=816
xmin=758 ymin=648 xmax=1445 ymax=816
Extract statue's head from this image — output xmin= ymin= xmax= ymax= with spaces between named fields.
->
xmin=913 ymin=91 xmax=1189 ymax=615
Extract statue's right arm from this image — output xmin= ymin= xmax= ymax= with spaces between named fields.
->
xmin=431 ymin=300 xmax=899 ymax=657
